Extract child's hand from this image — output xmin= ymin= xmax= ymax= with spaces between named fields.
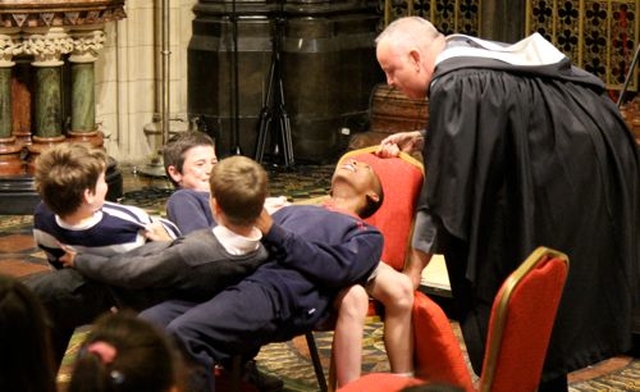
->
xmin=255 ymin=208 xmax=274 ymax=235
xmin=144 ymin=222 xmax=173 ymax=242
xmin=264 ymin=196 xmax=290 ymax=214
xmin=59 ymin=244 xmax=77 ymax=268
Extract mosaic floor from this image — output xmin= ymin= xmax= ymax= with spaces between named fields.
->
xmin=1 ymin=162 xmax=639 ymax=391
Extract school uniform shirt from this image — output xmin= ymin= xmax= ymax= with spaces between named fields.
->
xmin=33 ymin=201 xmax=181 ymax=269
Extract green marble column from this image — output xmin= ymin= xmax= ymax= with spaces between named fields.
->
xmin=0 ymin=67 xmax=11 ymax=138
xmin=35 ymin=66 xmax=62 ymax=138
xmin=71 ymin=62 xmax=95 ymax=132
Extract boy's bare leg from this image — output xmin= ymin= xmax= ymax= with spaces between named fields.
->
xmin=332 ymin=284 xmax=369 ymax=387
xmin=367 ymin=262 xmax=415 ymax=375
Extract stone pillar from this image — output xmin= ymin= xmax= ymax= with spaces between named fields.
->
xmin=0 ymin=29 xmax=25 ymax=175
xmin=67 ymin=27 xmax=106 ymax=147
xmin=22 ymin=27 xmax=74 ymax=169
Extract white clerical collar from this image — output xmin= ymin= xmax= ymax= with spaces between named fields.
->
xmin=212 ymin=225 xmax=262 ymax=256
xmin=435 ymin=32 xmax=566 ymax=67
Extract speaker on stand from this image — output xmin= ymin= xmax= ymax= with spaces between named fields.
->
xmin=229 ymin=0 xmax=243 ymax=156
xmin=254 ymin=0 xmax=294 ymax=168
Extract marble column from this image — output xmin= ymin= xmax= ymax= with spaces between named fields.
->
xmin=68 ymin=27 xmax=106 ymax=147
xmin=22 ymin=27 xmax=73 ymax=168
xmin=0 ymin=29 xmax=25 ymax=175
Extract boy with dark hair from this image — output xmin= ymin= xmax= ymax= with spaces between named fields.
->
xmin=162 ymin=131 xmax=218 ymax=235
xmin=33 ymin=142 xmax=180 ymax=270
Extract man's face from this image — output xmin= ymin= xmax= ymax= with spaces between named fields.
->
xmin=376 ymin=39 xmax=430 ymax=100
xmin=332 ymin=159 xmax=380 ymax=201
xmin=174 ymin=145 xmax=217 ymax=192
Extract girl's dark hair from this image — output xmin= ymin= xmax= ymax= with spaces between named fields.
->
xmin=0 ymin=274 xmax=57 ymax=392
xmin=68 ymin=310 xmax=182 ymax=392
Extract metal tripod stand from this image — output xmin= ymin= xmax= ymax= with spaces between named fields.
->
xmin=254 ymin=8 xmax=295 ymax=167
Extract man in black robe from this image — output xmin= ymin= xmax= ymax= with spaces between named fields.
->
xmin=375 ymin=16 xmax=639 ymax=391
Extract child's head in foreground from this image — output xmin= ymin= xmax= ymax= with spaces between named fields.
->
xmin=69 ymin=310 xmax=182 ymax=392
xmin=0 ymin=274 xmax=57 ymax=392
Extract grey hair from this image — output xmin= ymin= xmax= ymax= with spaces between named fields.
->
xmin=375 ymin=16 xmax=442 ymax=46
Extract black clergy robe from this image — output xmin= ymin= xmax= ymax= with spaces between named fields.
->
xmin=423 ymin=49 xmax=640 ymax=381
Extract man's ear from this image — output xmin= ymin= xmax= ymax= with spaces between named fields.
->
xmin=409 ymin=48 xmax=421 ymax=71
xmin=166 ymin=165 xmax=182 ymax=184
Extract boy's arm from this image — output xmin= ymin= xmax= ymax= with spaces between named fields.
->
xmin=166 ymin=190 xmax=213 ymax=235
xmin=263 ymin=220 xmax=383 ymax=288
xmin=71 ymin=241 xmax=183 ymax=289
xmin=153 ymin=217 xmax=182 ymax=239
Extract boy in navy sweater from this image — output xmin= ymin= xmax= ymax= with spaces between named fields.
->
xmin=163 ymin=131 xmax=218 ymax=235
xmin=140 ymin=158 xmax=386 ymax=392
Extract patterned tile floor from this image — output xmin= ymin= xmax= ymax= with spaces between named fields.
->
xmin=0 ymin=162 xmax=639 ymax=391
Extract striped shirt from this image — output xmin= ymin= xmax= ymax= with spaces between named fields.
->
xmin=33 ymin=201 xmax=181 ymax=269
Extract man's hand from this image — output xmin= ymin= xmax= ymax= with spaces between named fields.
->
xmin=144 ymin=222 xmax=173 ymax=242
xmin=59 ymin=244 xmax=77 ymax=268
xmin=376 ymin=130 xmax=424 ymax=158
xmin=255 ymin=208 xmax=274 ymax=235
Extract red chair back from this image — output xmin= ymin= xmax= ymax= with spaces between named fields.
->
xmin=338 ymin=147 xmax=424 ymax=271
xmin=413 ymin=291 xmax=476 ymax=392
xmin=479 ymin=247 xmax=569 ymax=392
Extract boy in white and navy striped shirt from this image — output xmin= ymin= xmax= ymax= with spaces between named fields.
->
xmin=32 ymin=143 xmax=180 ymax=270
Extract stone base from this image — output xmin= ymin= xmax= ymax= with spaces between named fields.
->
xmin=0 ymin=156 xmax=123 ymax=215
xmin=0 ymin=137 xmax=26 ymax=176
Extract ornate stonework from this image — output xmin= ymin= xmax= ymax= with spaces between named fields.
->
xmin=22 ymin=27 xmax=74 ymax=66
xmin=0 ymin=29 xmax=22 ymax=66
xmin=69 ymin=28 xmax=106 ymax=63
xmin=0 ymin=0 xmax=125 ymax=28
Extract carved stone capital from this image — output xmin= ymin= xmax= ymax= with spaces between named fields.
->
xmin=22 ymin=27 xmax=74 ymax=66
xmin=0 ymin=1 xmax=126 ymax=29
xmin=69 ymin=28 xmax=106 ymax=63
xmin=0 ymin=28 xmax=22 ymax=67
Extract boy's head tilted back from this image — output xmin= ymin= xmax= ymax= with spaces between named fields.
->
xmin=210 ymin=155 xmax=268 ymax=227
xmin=34 ymin=143 xmax=107 ymax=218
xmin=331 ymin=158 xmax=384 ymax=219
xmin=163 ymin=131 xmax=217 ymax=191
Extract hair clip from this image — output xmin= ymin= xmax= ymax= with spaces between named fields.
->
xmin=86 ymin=341 xmax=118 ymax=364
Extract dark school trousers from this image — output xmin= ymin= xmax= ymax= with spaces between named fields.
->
xmin=140 ymin=281 xmax=299 ymax=392
xmin=23 ymin=269 xmax=115 ymax=368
